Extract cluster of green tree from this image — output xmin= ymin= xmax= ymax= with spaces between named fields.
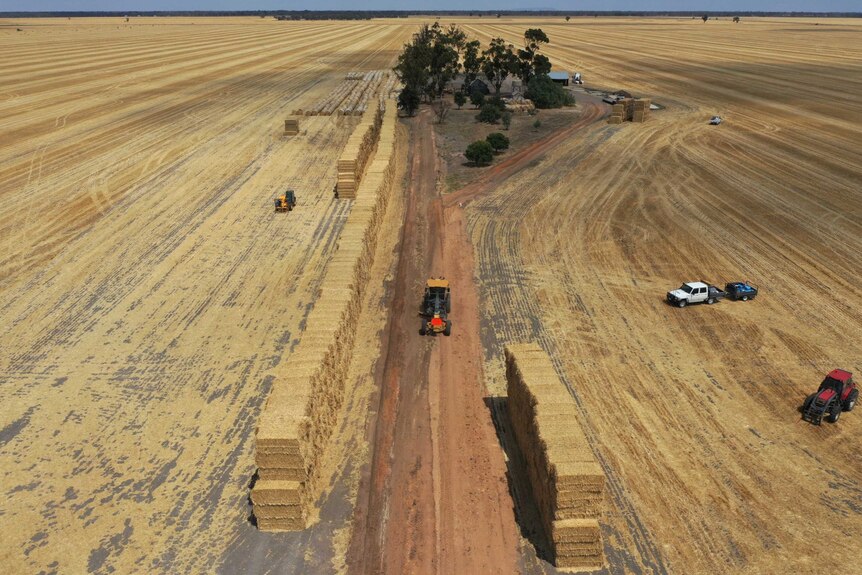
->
xmin=525 ymin=75 xmax=575 ymax=109
xmin=473 ymin=97 xmax=513 ymax=127
xmin=393 ymin=23 xmax=466 ymax=117
xmin=5 ymin=11 xmax=858 ymax=18
xmin=395 ymin=24 xmax=573 ymax=117
xmin=465 ymin=132 xmax=510 ymax=166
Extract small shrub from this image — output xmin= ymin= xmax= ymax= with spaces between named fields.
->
xmin=465 ymin=140 xmax=494 ymax=166
xmin=397 ymin=86 xmax=421 ymax=116
xmin=486 ymin=132 xmax=510 ymax=152
xmin=433 ymin=98 xmax=451 ymax=124
xmin=525 ymin=74 xmax=576 ymax=109
xmin=454 ymin=91 xmax=467 ymax=109
xmin=476 ymin=102 xmax=502 ymax=124
xmin=486 ymin=95 xmax=506 ymax=112
xmin=502 ymin=111 xmax=512 ymax=130
xmin=470 ymin=91 xmax=485 ymax=108
xmin=533 ymin=119 xmax=542 ymax=130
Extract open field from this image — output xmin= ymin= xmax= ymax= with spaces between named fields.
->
xmin=2 ymin=14 xmax=861 ymax=575
xmin=0 ymin=17 xmax=412 ymax=574
xmin=453 ymin=16 xmax=862 ymax=575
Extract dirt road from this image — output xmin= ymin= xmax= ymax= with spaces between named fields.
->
xmin=348 ymin=110 xmax=520 ymax=574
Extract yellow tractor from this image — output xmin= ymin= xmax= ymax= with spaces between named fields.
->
xmin=420 ymin=278 xmax=451 ymax=336
xmin=275 ymin=189 xmax=297 ymax=212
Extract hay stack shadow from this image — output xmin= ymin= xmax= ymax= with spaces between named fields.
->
xmin=484 ymin=395 xmax=555 ymax=563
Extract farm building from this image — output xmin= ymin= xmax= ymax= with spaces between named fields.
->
xmin=448 ymin=74 xmax=518 ymax=95
xmin=548 ymin=71 xmax=570 ymax=85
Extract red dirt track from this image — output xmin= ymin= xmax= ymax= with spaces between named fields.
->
xmin=349 ymin=101 xmax=610 ymax=574
xmin=347 ymin=109 xmax=520 ymax=574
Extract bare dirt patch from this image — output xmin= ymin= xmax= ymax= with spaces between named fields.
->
xmin=434 ymin=100 xmax=585 ymax=193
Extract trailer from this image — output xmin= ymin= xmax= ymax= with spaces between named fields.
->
xmin=725 ymin=281 xmax=758 ymax=301
xmin=667 ymin=280 xmax=758 ymax=307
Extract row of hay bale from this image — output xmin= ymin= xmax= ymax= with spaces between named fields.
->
xmin=608 ymin=98 xmax=651 ymax=124
xmin=251 ymin=101 xmax=399 ymax=532
xmin=378 ymin=74 xmax=402 ymax=112
xmin=380 ymin=74 xmax=401 ymax=100
xmin=294 ymin=70 xmax=392 ymax=117
xmin=505 ymin=343 xmax=606 ymax=572
xmin=338 ymin=71 xmax=387 ymax=116
xmin=336 ymin=104 xmax=384 ymax=199
xmin=503 ymin=95 xmax=536 ymax=113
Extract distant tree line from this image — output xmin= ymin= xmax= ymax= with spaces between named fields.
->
xmin=2 ymin=11 xmax=859 ymax=19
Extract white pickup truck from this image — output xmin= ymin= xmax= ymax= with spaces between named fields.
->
xmin=666 ymin=281 xmax=727 ymax=307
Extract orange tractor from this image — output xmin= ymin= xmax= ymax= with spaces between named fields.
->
xmin=274 ymin=189 xmax=296 ymax=212
xmin=420 ymin=278 xmax=451 ymax=336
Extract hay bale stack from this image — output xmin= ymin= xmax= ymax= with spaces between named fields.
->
xmin=284 ymin=118 xmax=300 ymax=136
xmin=253 ymin=100 xmax=399 ymax=531
xmin=609 ymin=101 xmax=625 ymax=124
xmin=632 ymin=98 xmax=650 ymax=123
xmin=336 ymin=104 xmax=384 ymax=198
xmin=250 ymin=480 xmax=305 ymax=530
xmin=505 ymin=343 xmax=606 ymax=571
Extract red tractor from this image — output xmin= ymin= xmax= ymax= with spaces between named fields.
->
xmin=802 ymin=369 xmax=858 ymax=425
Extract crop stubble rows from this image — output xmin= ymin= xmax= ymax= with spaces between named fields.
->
xmin=0 ymin=18 xmax=411 ymax=574
xmin=459 ymin=17 xmax=861 ymax=575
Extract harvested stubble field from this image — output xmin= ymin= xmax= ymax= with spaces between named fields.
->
xmin=452 ymin=16 xmax=862 ymax=575
xmin=0 ymin=17 xmax=412 ymax=574
xmin=3 ymin=14 xmax=862 ymax=575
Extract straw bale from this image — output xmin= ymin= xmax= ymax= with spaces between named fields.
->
xmin=256 ymin=412 xmax=305 ymax=443
xmin=252 ymin=504 xmax=305 ymax=520
xmin=555 ymin=541 xmax=603 ymax=554
xmin=556 ymin=490 xmax=604 ymax=506
xmin=535 ymin=411 xmax=587 ymax=431
xmin=554 ymin=501 xmax=603 ymax=519
xmin=551 ymin=519 xmax=601 ymax=543
xmin=258 ymin=467 xmax=308 ymax=481
xmin=250 ymin=480 xmax=303 ymax=506
xmin=255 ymin=452 xmax=307 ymax=469
xmin=556 ymin=548 xmax=602 ymax=559
xmin=555 ymin=554 xmax=604 ymax=570
xmin=256 ymin=517 xmax=306 ymax=531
